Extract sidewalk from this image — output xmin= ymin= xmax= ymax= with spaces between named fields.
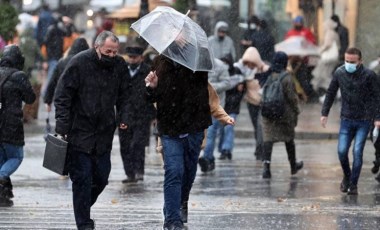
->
xmin=25 ymin=97 xmax=342 ymax=140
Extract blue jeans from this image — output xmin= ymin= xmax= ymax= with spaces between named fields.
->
xmin=69 ymin=149 xmax=111 ymax=229
xmin=219 ymin=113 xmax=238 ymax=153
xmin=0 ymin=143 xmax=24 ymax=178
xmin=42 ymin=59 xmax=58 ymax=97
xmin=203 ymin=118 xmax=222 ymax=161
xmin=338 ymin=119 xmax=371 ymax=185
xmin=161 ymin=132 xmax=204 ymax=224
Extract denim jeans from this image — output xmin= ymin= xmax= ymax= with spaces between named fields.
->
xmin=203 ymin=118 xmax=222 ymax=161
xmin=338 ymin=119 xmax=371 ymax=185
xmin=219 ymin=113 xmax=238 ymax=153
xmin=42 ymin=59 xmax=58 ymax=97
xmin=161 ymin=132 xmax=204 ymax=224
xmin=0 ymin=143 xmax=24 ymax=178
xmin=69 ymin=149 xmax=111 ymax=229
xmin=247 ymin=103 xmax=264 ymax=156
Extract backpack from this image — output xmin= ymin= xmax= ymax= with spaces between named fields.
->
xmin=261 ymin=71 xmax=288 ymax=120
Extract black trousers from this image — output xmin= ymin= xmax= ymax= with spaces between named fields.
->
xmin=118 ymin=122 xmax=151 ymax=178
xmin=69 ymin=149 xmax=111 ymax=229
xmin=263 ymin=140 xmax=297 ymax=168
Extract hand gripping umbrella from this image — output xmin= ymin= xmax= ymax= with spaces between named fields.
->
xmin=131 ymin=6 xmax=214 ymax=72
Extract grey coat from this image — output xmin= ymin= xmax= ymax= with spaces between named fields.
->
xmin=262 ymin=71 xmax=299 ymax=142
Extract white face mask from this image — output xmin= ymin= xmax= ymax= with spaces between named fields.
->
xmin=250 ymin=23 xmax=257 ymax=30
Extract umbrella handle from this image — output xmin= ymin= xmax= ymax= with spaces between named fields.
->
xmin=185 ymin=10 xmax=190 ymax=16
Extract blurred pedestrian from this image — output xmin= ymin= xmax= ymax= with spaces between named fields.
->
xmin=285 ymin=15 xmax=318 ymax=102
xmin=43 ymin=37 xmax=89 ymax=111
xmin=261 ymin=51 xmax=303 ymax=179
xmin=35 ymin=3 xmax=54 ymax=47
xmin=144 ymin=53 xmax=212 ymax=230
xmin=331 ymin=15 xmax=349 ymax=65
xmin=54 ymin=31 xmax=129 ymax=230
xmin=118 ymin=46 xmax=156 ymax=183
xmin=42 ymin=13 xmax=67 ymax=97
xmin=236 ymin=47 xmax=271 ymax=160
xmin=208 ymin=21 xmax=236 ymax=61
xmin=218 ymin=54 xmax=246 ymax=160
xmin=321 ymin=47 xmax=380 ymax=195
xmin=198 ymin=58 xmax=231 ymax=172
xmin=0 ymin=45 xmax=36 ymax=207
xmin=285 ymin=15 xmax=316 ymax=44
xmin=311 ymin=18 xmax=340 ymax=103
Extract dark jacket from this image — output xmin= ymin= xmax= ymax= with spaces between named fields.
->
xmin=0 ymin=54 xmax=36 ymax=146
xmin=322 ymin=65 xmax=380 ymax=120
xmin=146 ymin=56 xmax=211 ymax=136
xmin=54 ymin=48 xmax=130 ymax=155
xmin=43 ymin=38 xmax=89 ymax=105
xmin=336 ymin=25 xmax=349 ymax=62
xmin=44 ymin=21 xmax=66 ymax=61
xmin=224 ymin=66 xmax=245 ymax=114
xmin=123 ymin=62 xmax=156 ymax=125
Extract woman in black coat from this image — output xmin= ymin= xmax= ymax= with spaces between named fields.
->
xmin=0 ymin=45 xmax=36 ymax=206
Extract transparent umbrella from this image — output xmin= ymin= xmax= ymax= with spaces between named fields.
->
xmin=275 ymin=36 xmax=320 ymax=57
xmin=131 ymin=6 xmax=214 ymax=72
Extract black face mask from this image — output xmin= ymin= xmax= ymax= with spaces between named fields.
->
xmin=129 ymin=63 xmax=139 ymax=70
xmin=218 ymin=35 xmax=225 ymax=41
xmin=294 ymin=25 xmax=303 ymax=31
xmin=99 ymin=53 xmax=116 ymax=68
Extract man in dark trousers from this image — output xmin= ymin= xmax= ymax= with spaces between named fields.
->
xmin=321 ymin=47 xmax=380 ymax=195
xmin=331 ymin=15 xmax=349 ymax=65
xmin=0 ymin=45 xmax=36 ymax=207
xmin=54 ymin=31 xmax=130 ymax=230
xmin=119 ymin=46 xmax=155 ymax=183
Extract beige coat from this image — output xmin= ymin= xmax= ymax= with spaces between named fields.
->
xmin=262 ymin=71 xmax=300 ymax=142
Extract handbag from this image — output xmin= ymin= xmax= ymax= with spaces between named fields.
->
xmin=320 ymin=41 xmax=339 ymax=62
xmin=43 ymin=134 xmax=69 ymax=175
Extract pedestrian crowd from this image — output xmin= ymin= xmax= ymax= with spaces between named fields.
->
xmin=1 ymin=5 xmax=380 ymax=230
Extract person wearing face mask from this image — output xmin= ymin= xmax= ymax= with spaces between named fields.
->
xmin=285 ymin=15 xmax=316 ymax=44
xmin=321 ymin=47 xmax=380 ymax=196
xmin=54 ymin=31 xmax=130 ymax=230
xmin=118 ymin=46 xmax=156 ymax=183
xmin=0 ymin=45 xmax=36 ymax=207
xmin=208 ymin=21 xmax=236 ymax=61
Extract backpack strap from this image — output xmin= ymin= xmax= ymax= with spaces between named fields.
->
xmin=0 ymin=69 xmax=17 ymax=110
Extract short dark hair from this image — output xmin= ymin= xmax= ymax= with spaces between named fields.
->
xmin=345 ymin=47 xmax=362 ymax=60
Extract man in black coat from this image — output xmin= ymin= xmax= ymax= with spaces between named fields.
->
xmin=118 ymin=46 xmax=155 ymax=183
xmin=0 ymin=45 xmax=36 ymax=207
xmin=54 ymin=31 xmax=130 ymax=230
xmin=331 ymin=15 xmax=349 ymax=64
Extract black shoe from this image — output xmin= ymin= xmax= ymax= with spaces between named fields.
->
xmin=163 ymin=221 xmax=184 ymax=230
xmin=180 ymin=202 xmax=188 ymax=223
xmin=198 ymin=157 xmax=208 ymax=172
xmin=340 ymin=176 xmax=350 ymax=193
xmin=376 ymin=174 xmax=380 ymax=183
xmin=347 ymin=184 xmax=358 ymax=195
xmin=218 ymin=151 xmax=228 ymax=160
xmin=136 ymin=173 xmax=144 ymax=181
xmin=262 ymin=163 xmax=271 ymax=179
xmin=372 ymin=161 xmax=380 ymax=174
xmin=207 ymin=160 xmax=215 ymax=172
xmin=0 ymin=197 xmax=14 ymax=207
xmin=291 ymin=161 xmax=304 ymax=175
xmin=122 ymin=176 xmax=138 ymax=184
xmin=226 ymin=151 xmax=232 ymax=160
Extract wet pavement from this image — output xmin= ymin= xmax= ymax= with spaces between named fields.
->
xmin=2 ymin=100 xmax=380 ymax=229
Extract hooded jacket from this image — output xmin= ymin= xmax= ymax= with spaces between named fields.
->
xmin=208 ymin=21 xmax=236 ymax=61
xmin=44 ymin=38 xmax=89 ymax=105
xmin=0 ymin=45 xmax=36 ymax=145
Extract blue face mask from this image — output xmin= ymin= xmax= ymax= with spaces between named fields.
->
xmin=345 ymin=62 xmax=357 ymax=73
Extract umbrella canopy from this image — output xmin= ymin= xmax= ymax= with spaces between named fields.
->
xmin=275 ymin=36 xmax=320 ymax=57
xmin=131 ymin=6 xmax=214 ymax=72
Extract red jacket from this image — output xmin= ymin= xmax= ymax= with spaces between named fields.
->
xmin=285 ymin=28 xmax=316 ymax=44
